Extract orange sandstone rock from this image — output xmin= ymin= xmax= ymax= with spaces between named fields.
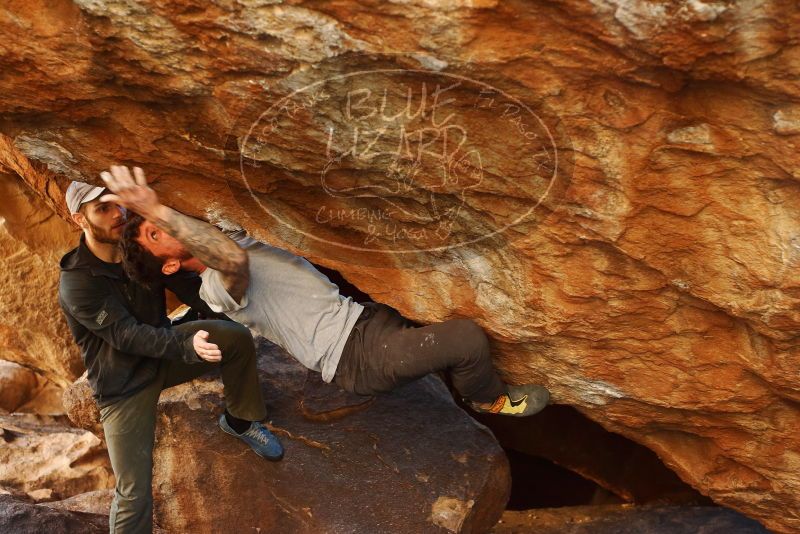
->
xmin=1 ymin=1 xmax=799 ymax=532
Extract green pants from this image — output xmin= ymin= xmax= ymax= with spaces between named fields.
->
xmin=99 ymin=320 xmax=265 ymax=534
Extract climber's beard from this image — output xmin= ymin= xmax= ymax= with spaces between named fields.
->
xmin=87 ymin=217 xmax=125 ymax=245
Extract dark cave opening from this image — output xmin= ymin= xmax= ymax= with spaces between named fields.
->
xmin=503 ymin=448 xmax=624 ymax=510
xmin=313 ymin=263 xmax=374 ymax=304
xmin=469 ymin=403 xmax=712 ymax=510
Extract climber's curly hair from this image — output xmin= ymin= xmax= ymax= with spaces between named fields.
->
xmin=121 ymin=213 xmax=167 ymax=289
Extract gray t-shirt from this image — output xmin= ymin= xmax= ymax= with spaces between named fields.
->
xmin=198 ymin=232 xmax=364 ymax=382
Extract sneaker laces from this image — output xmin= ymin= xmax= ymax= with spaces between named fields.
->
xmin=244 ymin=424 xmax=271 ymax=446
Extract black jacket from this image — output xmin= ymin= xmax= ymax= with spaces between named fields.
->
xmin=58 ymin=235 xmax=221 ymax=407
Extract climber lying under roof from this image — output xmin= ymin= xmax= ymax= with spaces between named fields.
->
xmin=99 ymin=165 xmax=551 ymax=424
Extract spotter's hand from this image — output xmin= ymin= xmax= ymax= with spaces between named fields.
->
xmin=193 ymin=330 xmax=222 ymax=362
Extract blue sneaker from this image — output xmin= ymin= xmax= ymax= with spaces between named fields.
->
xmin=218 ymin=413 xmax=284 ymax=461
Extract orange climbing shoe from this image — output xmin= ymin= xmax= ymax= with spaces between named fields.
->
xmin=470 ymin=384 xmax=550 ymax=417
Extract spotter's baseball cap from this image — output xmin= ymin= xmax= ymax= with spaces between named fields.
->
xmin=65 ymin=181 xmax=106 ymax=214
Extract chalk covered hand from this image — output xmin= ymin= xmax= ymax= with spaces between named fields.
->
xmin=99 ymin=165 xmax=162 ymax=219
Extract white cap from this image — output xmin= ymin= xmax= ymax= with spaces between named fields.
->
xmin=65 ymin=181 xmax=106 ymax=214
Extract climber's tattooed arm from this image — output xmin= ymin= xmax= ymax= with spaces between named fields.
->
xmin=150 ymin=203 xmax=249 ymax=302
xmin=99 ymin=165 xmax=249 ymax=302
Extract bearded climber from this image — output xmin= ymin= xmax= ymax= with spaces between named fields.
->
xmin=58 ymin=180 xmax=284 ymax=534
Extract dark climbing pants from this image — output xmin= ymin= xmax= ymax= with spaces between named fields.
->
xmin=334 ymin=302 xmax=507 ymax=403
xmin=99 ymin=320 xmax=265 ymax=534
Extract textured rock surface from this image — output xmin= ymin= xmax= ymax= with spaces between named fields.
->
xmin=0 ymin=172 xmax=81 ymax=387
xmin=15 ymin=379 xmax=66 ymax=416
xmin=0 ymin=495 xmax=108 ymax=534
xmin=0 ymin=360 xmax=66 ymax=415
xmin=491 ymin=504 xmax=769 ymax=534
xmin=42 ymin=489 xmax=114 ymax=516
xmin=0 ymin=413 xmax=114 ymax=501
xmin=1 ymin=1 xmax=799 ymax=532
xmin=152 ymin=339 xmax=509 ymax=533
xmin=62 ymin=373 xmax=103 ymax=437
xmin=0 ymin=360 xmax=40 ymax=413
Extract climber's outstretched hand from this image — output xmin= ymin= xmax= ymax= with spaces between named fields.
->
xmin=99 ymin=165 xmax=162 ymax=220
